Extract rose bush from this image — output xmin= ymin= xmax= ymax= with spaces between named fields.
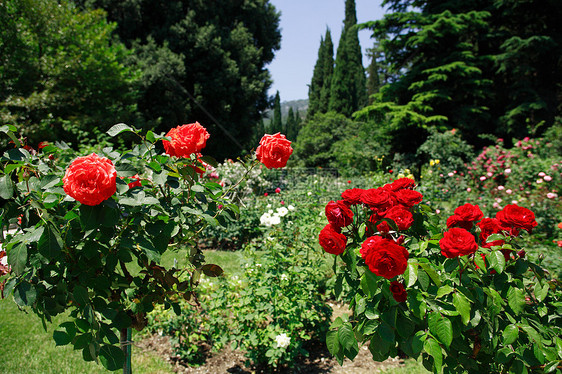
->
xmin=320 ymin=178 xmax=562 ymax=373
xmin=0 ymin=124 xmax=292 ymax=371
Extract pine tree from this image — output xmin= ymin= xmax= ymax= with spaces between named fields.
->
xmin=272 ymin=91 xmax=283 ymax=134
xmin=329 ymin=0 xmax=367 ymax=117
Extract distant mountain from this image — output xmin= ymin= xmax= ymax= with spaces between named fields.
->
xmin=263 ymin=99 xmax=308 ymax=124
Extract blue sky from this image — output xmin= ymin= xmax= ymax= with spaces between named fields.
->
xmin=267 ymin=0 xmax=386 ymax=102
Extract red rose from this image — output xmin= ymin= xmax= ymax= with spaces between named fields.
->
xmin=163 ymin=122 xmax=210 ymax=158
xmin=325 ymin=200 xmax=354 ymax=228
xmin=63 ymin=153 xmax=116 ymax=206
xmin=256 ymin=133 xmax=293 ymax=169
xmin=361 ymin=188 xmax=396 ymax=215
xmin=383 ymin=206 xmax=414 ymax=231
xmin=439 ymin=227 xmax=479 ymax=258
xmin=446 ymin=203 xmax=484 ymax=229
xmin=341 ymin=188 xmax=365 ymax=205
xmin=384 ymin=178 xmax=416 ymax=192
xmin=389 ymin=281 xmax=407 ymax=302
xmin=478 ymin=217 xmax=506 ymax=248
xmin=395 ymin=189 xmax=423 ymax=207
xmin=496 ymin=204 xmax=537 ymax=233
xmin=360 ymin=236 xmax=409 ymax=279
xmin=319 ymin=224 xmax=347 ymax=255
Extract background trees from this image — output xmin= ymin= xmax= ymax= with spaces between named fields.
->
xmin=0 ymin=0 xmax=137 ymax=148
xmin=74 ymin=0 xmax=281 ymax=159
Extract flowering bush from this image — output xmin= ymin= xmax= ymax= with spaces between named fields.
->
xmin=320 ymin=178 xmax=562 ymax=373
xmin=0 ymin=124 xmax=291 ymax=370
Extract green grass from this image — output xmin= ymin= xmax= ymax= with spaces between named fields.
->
xmin=0 ymin=298 xmax=173 ymax=374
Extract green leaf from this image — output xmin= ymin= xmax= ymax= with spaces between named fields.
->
xmin=145 ymin=130 xmax=156 ymax=143
xmin=107 ymin=123 xmax=134 ymax=137
xmin=369 ymin=333 xmax=391 ymax=361
xmin=474 ymin=253 xmax=487 ymax=271
xmin=507 ymin=286 xmax=526 ymax=315
xmin=8 ymin=243 xmax=27 ymax=275
xmin=436 ymin=285 xmax=454 ymax=299
xmin=0 ymin=175 xmax=14 ymax=199
xmin=453 ymin=292 xmax=471 ymax=325
xmin=502 ymin=324 xmax=519 ymax=345
xmin=38 ymin=225 xmax=63 ymax=259
xmin=379 ymin=322 xmax=395 ymax=343
xmin=53 ymin=322 xmax=77 ymax=346
xmin=490 ymin=250 xmax=506 ymax=273
xmin=428 ymin=312 xmax=453 ymax=349
xmin=326 ymin=330 xmax=340 ymax=356
xmin=338 ymin=322 xmax=359 ymax=360
xmin=419 ymin=262 xmax=441 ymax=286
xmin=99 ymin=344 xmax=125 ymax=371
xmin=534 ymin=283 xmax=549 ymax=302
xmin=73 ymin=285 xmax=90 ymax=307
xmin=405 ymin=262 xmax=418 ymax=287
xmin=544 ymin=361 xmax=560 ymax=373
xmin=14 ymin=282 xmax=37 ymax=306
xmin=521 ymin=325 xmax=542 ymax=345
xmin=423 ymin=336 xmax=443 ymax=373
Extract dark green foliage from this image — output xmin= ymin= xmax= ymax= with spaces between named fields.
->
xmin=0 ymin=0 xmax=138 ymax=148
xmin=292 ymin=112 xmax=389 ymax=174
xmin=329 ymin=0 xmax=367 ymax=117
xmin=74 ymin=0 xmax=282 ymax=159
xmin=285 ymin=107 xmax=298 ymax=141
xmin=308 ymin=28 xmax=334 ymax=118
xmin=271 ymin=91 xmax=283 ymax=134
xmin=359 ymin=0 xmax=562 ymax=156
xmin=416 ymin=128 xmax=474 ymax=175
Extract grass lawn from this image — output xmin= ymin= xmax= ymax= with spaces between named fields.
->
xmin=0 ymin=297 xmax=173 ymax=374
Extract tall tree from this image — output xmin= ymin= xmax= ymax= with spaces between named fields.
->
xmin=307 ymin=28 xmax=334 ymax=118
xmin=74 ymin=0 xmax=282 ymax=159
xmin=357 ymin=0 xmax=562 ymax=153
xmin=329 ymin=0 xmax=367 ymax=117
xmin=285 ymin=107 xmax=297 ymax=141
xmin=271 ymin=91 xmax=283 ymax=134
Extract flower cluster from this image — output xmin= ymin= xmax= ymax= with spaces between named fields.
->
xmin=319 ymin=178 xmax=422 ymax=281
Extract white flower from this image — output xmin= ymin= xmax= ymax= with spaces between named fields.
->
xmin=536 ymin=179 xmax=543 ymax=184
xmin=280 ymin=274 xmax=288 ymax=281
xmin=275 ymin=333 xmax=291 ymax=348
xmin=266 ymin=204 xmax=272 ymax=208
xmin=307 ymin=192 xmax=312 ymax=196
xmin=276 ymin=207 xmax=289 ymax=217
xmin=288 ymin=204 xmax=295 ymax=211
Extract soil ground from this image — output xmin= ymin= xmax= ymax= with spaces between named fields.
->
xmin=136 ymin=302 xmax=407 ymax=374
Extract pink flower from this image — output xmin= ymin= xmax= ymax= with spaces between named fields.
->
xmin=505 ymin=169 xmax=511 ymax=174
xmin=547 ymin=193 xmax=557 ymax=199
xmin=544 ymin=176 xmax=552 ymax=182
xmin=480 ymin=176 xmax=487 ymax=181
xmin=538 ymin=172 xmax=546 ymax=177
xmin=275 ymin=187 xmax=281 ymax=193
xmin=506 ymin=189 xmax=512 ymax=194
xmin=467 ymin=188 xmax=472 ymax=192
xmin=536 ymin=179 xmax=543 ymax=184
xmin=498 ymin=186 xmax=504 ymax=191
xmin=448 ymin=172 xmax=454 ymax=177
xmin=264 ymin=192 xmax=268 ymax=197
xmin=487 ymin=172 xmax=493 ymax=177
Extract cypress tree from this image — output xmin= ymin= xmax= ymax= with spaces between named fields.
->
xmin=272 ymin=91 xmax=283 ymax=134
xmin=329 ymin=0 xmax=367 ymax=117
xmin=307 ymin=35 xmax=326 ymax=118
xmin=286 ymin=107 xmax=297 ymax=141
xmin=319 ymin=29 xmax=334 ymax=113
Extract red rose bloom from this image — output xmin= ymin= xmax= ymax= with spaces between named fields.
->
xmin=383 ymin=206 xmax=414 ymax=231
xmin=319 ymin=224 xmax=347 ymax=255
xmin=395 ymin=189 xmax=423 ymax=207
xmin=325 ymin=200 xmax=354 ymax=228
xmin=63 ymin=153 xmax=117 ymax=206
xmin=446 ymin=203 xmax=484 ymax=229
xmin=496 ymin=204 xmax=538 ymax=234
xmin=478 ymin=218 xmax=506 ymax=248
xmin=439 ymin=227 xmax=479 ymax=258
xmin=389 ymin=281 xmax=407 ymax=302
xmin=163 ymin=122 xmax=210 ymax=158
xmin=384 ymin=178 xmax=416 ymax=192
xmin=360 ymin=236 xmax=409 ymax=279
xmin=256 ymin=133 xmax=293 ymax=169
xmin=361 ymin=188 xmax=396 ymax=215
xmin=341 ymin=188 xmax=366 ymax=205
